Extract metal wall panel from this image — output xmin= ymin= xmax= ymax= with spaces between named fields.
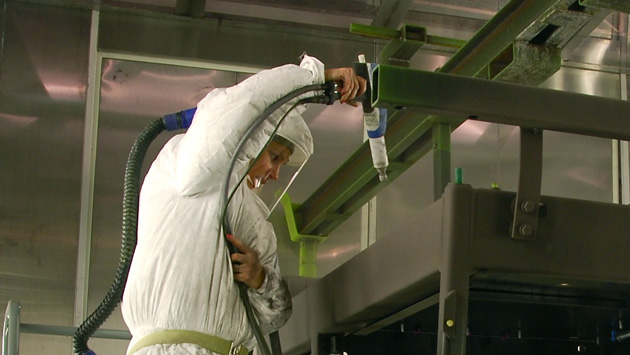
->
xmin=0 ymin=1 xmax=91 ymax=353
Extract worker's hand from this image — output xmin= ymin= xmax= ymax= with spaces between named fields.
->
xmin=227 ymin=234 xmax=266 ymax=290
xmin=324 ymin=67 xmax=367 ymax=106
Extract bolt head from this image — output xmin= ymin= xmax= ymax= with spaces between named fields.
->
xmin=519 ymin=224 xmax=534 ymax=236
xmin=521 ymin=200 xmax=536 ymax=213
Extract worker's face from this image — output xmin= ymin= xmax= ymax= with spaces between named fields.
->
xmin=248 ymin=140 xmax=292 ymax=189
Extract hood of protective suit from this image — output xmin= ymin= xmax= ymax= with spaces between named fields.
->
xmin=276 ymin=111 xmax=313 ymax=166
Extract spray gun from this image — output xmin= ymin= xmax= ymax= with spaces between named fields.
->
xmin=301 ymin=59 xmax=389 ymax=181
xmin=355 ymin=55 xmax=389 ymax=181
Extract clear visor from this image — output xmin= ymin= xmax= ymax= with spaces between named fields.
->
xmin=248 ymin=144 xmax=309 ymax=218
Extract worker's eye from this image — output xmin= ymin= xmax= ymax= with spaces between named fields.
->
xmin=269 ymin=148 xmax=288 ymax=165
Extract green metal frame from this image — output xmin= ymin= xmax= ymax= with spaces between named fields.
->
xmin=371 ymin=64 xmax=630 ymax=141
xmin=293 ymin=0 xmax=562 ymax=237
xmin=489 ymin=41 xmax=561 ymax=86
xmin=349 ymin=23 xmax=466 ymax=49
xmin=580 ymin=0 xmax=630 ymax=13
xmin=350 ymin=23 xmax=466 ymax=66
xmin=280 ymin=193 xmax=326 ymax=278
xmin=283 ymin=0 xmax=616 ymax=241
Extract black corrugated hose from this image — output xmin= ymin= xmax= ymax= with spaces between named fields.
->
xmin=73 ymin=118 xmax=166 ymax=355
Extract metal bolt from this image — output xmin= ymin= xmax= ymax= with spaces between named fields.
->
xmin=520 ymin=200 xmax=536 ymax=213
xmin=519 ymin=224 xmax=534 ymax=237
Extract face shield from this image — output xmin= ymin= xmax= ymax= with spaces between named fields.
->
xmin=248 ymin=113 xmax=313 ymax=217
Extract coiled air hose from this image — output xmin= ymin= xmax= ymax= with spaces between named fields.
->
xmin=73 ymin=81 xmax=338 ymax=355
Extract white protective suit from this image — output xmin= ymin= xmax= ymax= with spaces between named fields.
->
xmin=121 ymin=54 xmax=324 ymax=354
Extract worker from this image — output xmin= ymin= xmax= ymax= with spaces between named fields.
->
xmin=120 ymin=53 xmax=366 ymax=355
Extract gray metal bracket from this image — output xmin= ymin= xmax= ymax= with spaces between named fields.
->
xmin=511 ymin=128 xmax=543 ymax=240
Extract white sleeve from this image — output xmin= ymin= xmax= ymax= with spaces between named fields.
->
xmin=247 ymin=262 xmax=292 ymax=334
xmin=229 ymin=188 xmax=293 ymax=334
xmin=172 ymin=55 xmax=325 ymax=197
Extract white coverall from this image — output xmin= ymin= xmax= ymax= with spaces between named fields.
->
xmin=121 ymin=54 xmax=325 ymax=354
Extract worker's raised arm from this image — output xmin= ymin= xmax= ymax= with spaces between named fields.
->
xmin=172 ymin=55 xmax=325 ymax=197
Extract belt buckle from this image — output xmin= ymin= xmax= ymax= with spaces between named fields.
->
xmin=229 ymin=344 xmax=242 ymax=355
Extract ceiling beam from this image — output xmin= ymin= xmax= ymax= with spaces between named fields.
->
xmin=370 ymin=0 xmax=414 ymax=28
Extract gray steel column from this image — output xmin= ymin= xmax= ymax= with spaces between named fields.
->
xmin=437 ymin=184 xmax=473 ymax=355
xmin=432 ymin=122 xmax=451 ymax=201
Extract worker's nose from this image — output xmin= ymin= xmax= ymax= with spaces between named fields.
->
xmin=269 ymin=164 xmax=281 ymax=180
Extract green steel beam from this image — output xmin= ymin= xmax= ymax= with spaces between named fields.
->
xmin=296 ymin=137 xmax=415 ymax=236
xmin=350 ymin=23 xmax=467 ymax=49
xmin=488 ymin=41 xmax=561 ymax=86
xmin=380 ymin=24 xmax=428 ymax=66
xmin=372 ymin=64 xmax=630 ymax=141
xmin=296 ymin=0 xmax=559 ymax=236
xmin=349 ymin=23 xmax=400 ymax=40
xmin=295 ymin=0 xmax=618 ymax=237
xmin=580 ymin=0 xmax=630 ymax=13
xmin=438 ymin=0 xmax=561 ymax=77
xmin=350 ymin=23 xmax=466 ymax=67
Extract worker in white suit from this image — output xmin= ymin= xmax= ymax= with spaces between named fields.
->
xmin=121 ymin=53 xmax=366 ymax=355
